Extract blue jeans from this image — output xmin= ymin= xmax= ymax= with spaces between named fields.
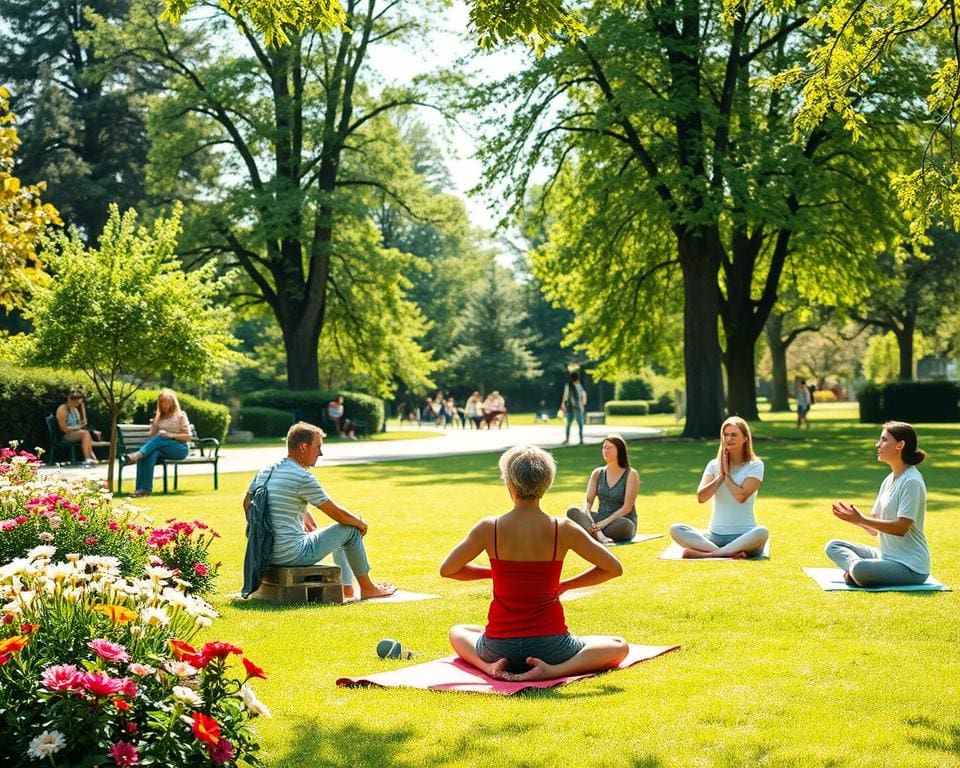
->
xmin=135 ymin=436 xmax=189 ymax=493
xmin=565 ymin=408 xmax=584 ymax=443
xmin=281 ymin=524 xmax=370 ymax=586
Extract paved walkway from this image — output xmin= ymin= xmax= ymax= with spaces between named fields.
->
xmin=40 ymin=422 xmax=664 ymax=484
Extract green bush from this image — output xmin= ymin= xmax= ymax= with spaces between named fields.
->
xmin=605 ymin=400 xmax=649 ymax=416
xmin=615 ymin=377 xmax=654 ymax=401
xmin=648 ymin=393 xmax=676 ymax=414
xmin=243 ymin=389 xmax=384 ymax=433
xmin=0 ymin=363 xmax=114 ymax=454
xmin=236 ymin=406 xmax=294 ymax=437
xmin=858 ymin=380 xmax=960 ymax=423
xmin=131 ymin=390 xmax=231 ymax=442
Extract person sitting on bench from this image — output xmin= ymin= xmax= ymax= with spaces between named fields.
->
xmin=243 ymin=421 xmax=395 ymax=600
xmin=440 ymin=444 xmax=627 ymax=681
xmin=55 ymin=389 xmax=98 ymax=467
xmin=825 ymin=421 xmax=930 ymax=588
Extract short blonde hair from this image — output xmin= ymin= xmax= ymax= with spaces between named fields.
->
xmin=498 ymin=445 xmax=556 ymax=499
xmin=286 ymin=421 xmax=325 ymax=453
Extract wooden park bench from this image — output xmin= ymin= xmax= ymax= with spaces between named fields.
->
xmin=115 ymin=423 xmax=220 ymax=494
xmin=254 ymin=564 xmax=343 ymax=604
xmin=44 ymin=414 xmax=110 ymax=466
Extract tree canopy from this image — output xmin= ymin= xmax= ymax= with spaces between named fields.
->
xmin=28 ymin=204 xmax=237 ymax=487
xmin=0 ymin=86 xmax=61 ymax=310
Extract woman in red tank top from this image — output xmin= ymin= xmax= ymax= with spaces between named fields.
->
xmin=440 ymin=445 xmax=628 ymax=681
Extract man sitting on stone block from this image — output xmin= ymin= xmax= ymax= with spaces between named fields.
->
xmin=243 ymin=421 xmax=396 ymax=600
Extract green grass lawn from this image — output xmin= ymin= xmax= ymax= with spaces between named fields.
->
xmin=139 ymin=417 xmax=960 ymax=768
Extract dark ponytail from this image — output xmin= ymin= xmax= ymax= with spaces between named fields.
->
xmin=883 ymin=421 xmax=926 ymax=465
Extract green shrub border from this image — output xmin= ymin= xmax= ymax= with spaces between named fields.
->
xmin=857 ymin=380 xmax=960 ymax=423
xmin=236 ymin=406 xmax=294 ymax=438
xmin=243 ymin=389 xmax=384 ymax=434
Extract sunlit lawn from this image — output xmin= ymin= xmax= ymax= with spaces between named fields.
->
xmin=141 ymin=413 xmax=960 ymax=768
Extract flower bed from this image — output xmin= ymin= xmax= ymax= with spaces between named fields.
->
xmin=0 ymin=449 xmax=219 ymax=595
xmin=0 ymin=548 xmax=268 ymax=766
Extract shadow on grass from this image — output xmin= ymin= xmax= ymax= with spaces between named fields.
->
xmin=906 ymin=714 xmax=960 ymax=756
xmin=274 ymin=717 xmax=665 ymax=768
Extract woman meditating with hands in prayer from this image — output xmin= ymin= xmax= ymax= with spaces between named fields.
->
xmin=825 ymin=421 xmax=930 ymax=588
xmin=567 ymin=434 xmax=639 ymax=543
xmin=669 ymin=416 xmax=769 ymax=559
xmin=440 ymin=445 xmax=628 ymax=682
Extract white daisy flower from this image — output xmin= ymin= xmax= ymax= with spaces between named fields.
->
xmin=240 ymin=684 xmax=272 ymax=718
xmin=27 ymin=730 xmax=66 ymax=759
xmin=172 ymin=685 xmax=204 ymax=707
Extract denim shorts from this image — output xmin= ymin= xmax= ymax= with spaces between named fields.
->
xmin=476 ymin=632 xmax=585 ymax=674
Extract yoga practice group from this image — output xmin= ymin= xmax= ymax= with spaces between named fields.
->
xmin=250 ymin=417 xmax=933 ymax=683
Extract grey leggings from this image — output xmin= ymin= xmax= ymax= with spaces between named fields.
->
xmin=825 ymin=539 xmax=928 ymax=587
xmin=566 ymin=507 xmax=636 ymax=542
xmin=669 ymin=523 xmax=769 ymax=557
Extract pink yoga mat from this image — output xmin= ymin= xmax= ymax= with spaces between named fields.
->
xmin=336 ymin=643 xmax=680 ymax=695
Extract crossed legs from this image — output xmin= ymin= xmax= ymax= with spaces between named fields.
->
xmin=669 ymin=523 xmax=769 ymax=559
xmin=448 ymin=624 xmax=627 ymax=682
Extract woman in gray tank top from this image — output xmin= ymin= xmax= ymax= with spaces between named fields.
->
xmin=566 ymin=434 xmax=639 ymax=542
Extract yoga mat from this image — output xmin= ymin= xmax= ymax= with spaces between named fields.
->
xmin=659 ymin=538 xmax=771 ymax=560
xmin=349 ymin=590 xmax=439 ymax=603
xmin=605 ymin=533 xmax=664 ymax=547
xmin=802 ymin=567 xmax=950 ymax=592
xmin=336 ymin=643 xmax=680 ymax=695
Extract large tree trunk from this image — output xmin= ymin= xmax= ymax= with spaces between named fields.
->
xmin=679 ymin=233 xmax=725 ymax=439
xmin=283 ymin=319 xmax=322 ymax=390
xmin=895 ymin=315 xmax=915 ymax=380
xmin=765 ymin=313 xmax=790 ymax=411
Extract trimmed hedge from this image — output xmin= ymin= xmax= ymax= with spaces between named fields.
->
xmin=243 ymin=389 xmax=384 ymax=434
xmin=236 ymin=406 xmax=294 ymax=438
xmin=605 ymin=400 xmax=649 ymax=416
xmin=131 ymin=390 xmax=231 ymax=442
xmin=858 ymin=380 xmax=960 ymax=423
xmin=0 ymin=363 xmax=116 ymax=453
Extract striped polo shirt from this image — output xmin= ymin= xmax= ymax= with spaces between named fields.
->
xmin=247 ymin=457 xmax=329 ymax=563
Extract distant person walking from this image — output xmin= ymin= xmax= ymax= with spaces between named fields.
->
xmin=560 ymin=372 xmax=587 ymax=445
xmin=795 ymin=378 xmax=811 ymax=429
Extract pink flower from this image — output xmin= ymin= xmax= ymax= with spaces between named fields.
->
xmin=208 ymin=737 xmax=234 ymax=765
xmin=109 ymin=741 xmax=139 ymax=767
xmin=108 ymin=521 xmax=120 ymax=531
xmin=120 ymin=678 xmax=138 ymax=697
xmin=41 ymin=664 xmax=84 ymax=692
xmin=81 ymin=671 xmax=125 ymax=697
xmin=85 ymin=536 xmax=98 ymax=545
xmin=89 ymin=639 xmax=131 ymax=663
xmin=193 ymin=563 xmax=209 ymax=576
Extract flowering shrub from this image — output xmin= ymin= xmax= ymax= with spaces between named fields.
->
xmin=0 ymin=549 xmax=267 ymax=767
xmin=0 ymin=450 xmax=218 ymax=595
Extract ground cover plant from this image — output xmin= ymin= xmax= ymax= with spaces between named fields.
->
xmin=134 ymin=415 xmax=960 ymax=767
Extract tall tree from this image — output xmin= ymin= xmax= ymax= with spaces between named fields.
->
xmin=448 ymin=263 xmax=542 ymax=395
xmin=854 ymin=229 xmax=960 ymax=380
xmin=0 ymin=0 xmax=153 ymax=240
xmin=466 ymin=3 xmax=909 ymax=436
xmin=97 ymin=0 xmax=442 ymax=390
xmin=0 ymin=86 xmax=61 ymax=309
xmin=27 ymin=205 xmax=237 ymax=490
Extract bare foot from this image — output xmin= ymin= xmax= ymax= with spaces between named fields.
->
xmin=681 ymin=548 xmax=718 ymax=559
xmin=727 ymin=550 xmax=748 ymax=560
xmin=509 ymin=657 xmax=557 ymax=681
xmin=359 ymin=583 xmax=397 ymax=599
xmin=843 ymin=571 xmax=859 ymax=587
xmin=484 ymin=658 xmax=513 ymax=680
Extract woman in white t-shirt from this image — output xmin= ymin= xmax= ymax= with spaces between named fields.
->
xmin=669 ymin=416 xmax=769 ymax=558
xmin=825 ymin=421 xmax=930 ymax=587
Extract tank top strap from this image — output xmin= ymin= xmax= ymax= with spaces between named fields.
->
xmin=493 ymin=518 xmax=499 ymax=560
xmin=552 ymin=518 xmax=559 ymax=560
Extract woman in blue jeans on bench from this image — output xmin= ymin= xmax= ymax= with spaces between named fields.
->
xmin=124 ymin=389 xmax=190 ymax=497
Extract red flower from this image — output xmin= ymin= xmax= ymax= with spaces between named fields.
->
xmin=193 ymin=563 xmax=209 ymax=576
xmin=199 ymin=641 xmax=243 ymax=666
xmin=113 ymin=697 xmax=131 ymax=712
xmin=1 ymin=613 xmax=13 ymax=625
xmin=0 ymin=653 xmax=9 ymax=666
xmin=0 ymin=635 xmax=29 ymax=655
xmin=109 ymin=741 xmax=139 ymax=767
xmin=169 ymin=639 xmax=199 ymax=660
xmin=241 ymin=657 xmax=267 ymax=680
xmin=85 ymin=536 xmax=98 ymax=545
xmin=20 ymin=623 xmax=38 ymax=633
xmin=191 ymin=712 xmax=221 ymax=747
